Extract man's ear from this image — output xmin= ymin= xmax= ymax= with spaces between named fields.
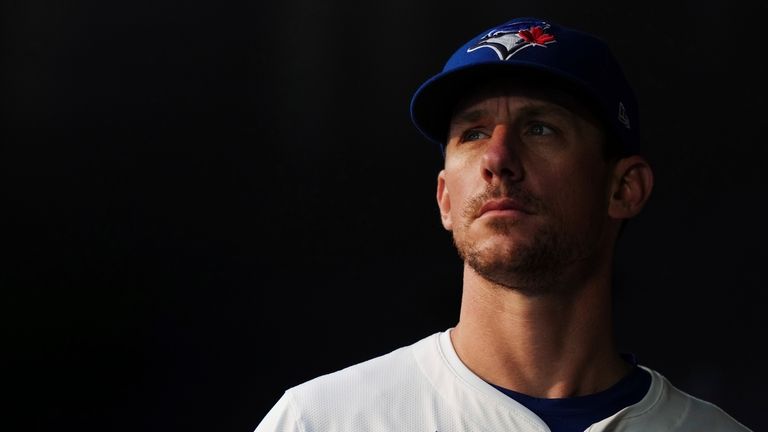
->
xmin=608 ymin=155 xmax=654 ymax=219
xmin=437 ymin=170 xmax=453 ymax=230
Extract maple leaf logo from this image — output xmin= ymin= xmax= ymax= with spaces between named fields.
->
xmin=517 ymin=26 xmax=555 ymax=46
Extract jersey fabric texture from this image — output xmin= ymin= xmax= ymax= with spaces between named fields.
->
xmin=255 ymin=329 xmax=752 ymax=432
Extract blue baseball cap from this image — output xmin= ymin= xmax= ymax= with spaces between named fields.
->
xmin=410 ymin=17 xmax=639 ymax=155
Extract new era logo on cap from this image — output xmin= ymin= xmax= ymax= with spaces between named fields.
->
xmin=618 ymin=102 xmax=631 ymax=129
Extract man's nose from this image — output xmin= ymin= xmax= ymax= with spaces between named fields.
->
xmin=481 ymin=125 xmax=524 ymax=184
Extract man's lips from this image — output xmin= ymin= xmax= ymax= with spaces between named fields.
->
xmin=478 ymin=198 xmax=532 ymax=217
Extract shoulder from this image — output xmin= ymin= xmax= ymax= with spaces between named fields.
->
xmin=255 ymin=332 xmax=444 ymax=432
xmin=290 ymin=333 xmax=433 ymax=402
xmin=618 ymin=367 xmax=753 ymax=432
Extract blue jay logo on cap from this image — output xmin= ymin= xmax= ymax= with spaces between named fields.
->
xmin=468 ymin=19 xmax=556 ymax=61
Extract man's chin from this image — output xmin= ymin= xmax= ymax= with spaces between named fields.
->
xmin=454 ymin=229 xmax=528 ymax=259
xmin=471 ymin=235 xmax=530 ymax=256
xmin=465 ymin=254 xmax=529 ymax=290
xmin=462 ymin=242 xmax=527 ymax=271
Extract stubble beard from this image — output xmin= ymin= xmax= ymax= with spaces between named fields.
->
xmin=452 ymin=185 xmax=588 ymax=296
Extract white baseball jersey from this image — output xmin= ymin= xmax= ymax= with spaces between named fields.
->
xmin=255 ymin=329 xmax=751 ymax=432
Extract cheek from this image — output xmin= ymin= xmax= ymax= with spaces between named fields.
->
xmin=446 ymin=180 xmax=466 ymax=219
xmin=444 ymin=153 xmax=478 ymax=195
xmin=547 ymin=167 xmax=610 ymax=224
xmin=443 ymin=172 xmax=475 ymax=225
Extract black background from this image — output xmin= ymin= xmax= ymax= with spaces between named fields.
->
xmin=3 ymin=1 xmax=766 ymax=431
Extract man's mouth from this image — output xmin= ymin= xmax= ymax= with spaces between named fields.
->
xmin=478 ymin=198 xmax=532 ymax=218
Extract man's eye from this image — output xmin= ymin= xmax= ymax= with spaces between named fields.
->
xmin=527 ymin=123 xmax=555 ymax=136
xmin=462 ymin=129 xmax=489 ymax=142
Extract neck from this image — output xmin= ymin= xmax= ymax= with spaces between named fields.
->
xmin=450 ymin=259 xmax=630 ymax=398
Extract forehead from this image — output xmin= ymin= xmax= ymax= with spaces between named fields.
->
xmin=450 ymin=79 xmax=601 ymax=125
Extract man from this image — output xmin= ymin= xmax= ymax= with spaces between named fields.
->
xmin=254 ymin=17 xmax=752 ymax=432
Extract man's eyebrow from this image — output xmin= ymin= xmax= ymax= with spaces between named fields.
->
xmin=450 ymin=109 xmax=490 ymax=126
xmin=523 ymin=103 xmax=574 ymax=118
xmin=451 ymin=103 xmax=572 ymax=127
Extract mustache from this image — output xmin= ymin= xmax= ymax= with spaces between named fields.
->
xmin=461 ymin=183 xmax=543 ymax=220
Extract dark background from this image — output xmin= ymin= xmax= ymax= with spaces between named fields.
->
xmin=3 ymin=1 xmax=766 ymax=431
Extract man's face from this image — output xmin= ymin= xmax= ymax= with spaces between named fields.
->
xmin=437 ymin=83 xmax=619 ymax=293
